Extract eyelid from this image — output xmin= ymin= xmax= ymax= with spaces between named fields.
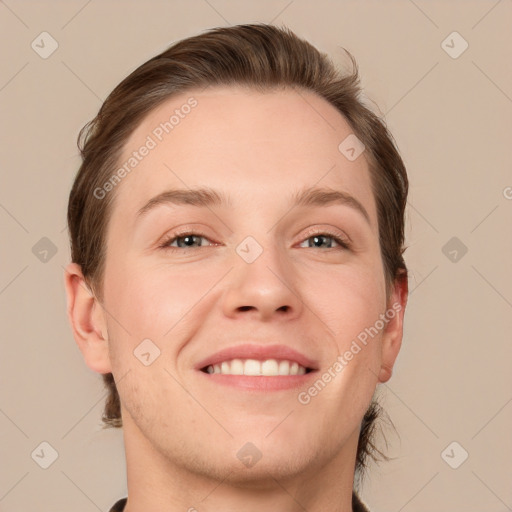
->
xmin=158 ymin=228 xmax=217 ymax=249
xmin=158 ymin=225 xmax=351 ymax=251
xmin=300 ymin=227 xmax=352 ymax=250
xmin=299 ymin=225 xmax=351 ymax=246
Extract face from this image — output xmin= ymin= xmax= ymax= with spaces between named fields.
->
xmin=91 ymin=86 xmax=404 ymax=483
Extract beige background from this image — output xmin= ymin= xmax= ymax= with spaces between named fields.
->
xmin=1 ymin=1 xmax=511 ymax=511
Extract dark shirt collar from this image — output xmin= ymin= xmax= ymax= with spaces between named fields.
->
xmin=109 ymin=491 xmax=371 ymax=512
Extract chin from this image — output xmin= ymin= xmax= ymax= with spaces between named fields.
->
xmin=214 ymin=452 xmax=318 ymax=488
xmin=164 ymin=435 xmax=323 ymax=488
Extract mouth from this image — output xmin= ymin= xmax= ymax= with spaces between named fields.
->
xmin=200 ymin=358 xmax=313 ymax=376
xmin=196 ymin=344 xmax=318 ymax=391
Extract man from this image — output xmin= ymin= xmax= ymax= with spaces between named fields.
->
xmin=65 ymin=23 xmax=408 ymax=511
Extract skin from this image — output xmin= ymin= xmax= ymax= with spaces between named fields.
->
xmin=65 ymin=85 xmax=408 ymax=512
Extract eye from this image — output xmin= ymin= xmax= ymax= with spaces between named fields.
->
xmin=158 ymin=229 xmax=350 ymax=251
xmin=159 ymin=232 xmax=214 ymax=250
xmin=298 ymin=231 xmax=350 ymax=250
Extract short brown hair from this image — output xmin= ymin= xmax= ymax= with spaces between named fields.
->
xmin=67 ymin=23 xmax=408 ymax=484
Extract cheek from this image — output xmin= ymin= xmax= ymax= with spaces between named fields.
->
xmin=104 ymin=255 xmax=212 ymax=339
xmin=303 ymin=262 xmax=387 ymax=404
xmin=301 ymin=259 xmax=386 ymax=339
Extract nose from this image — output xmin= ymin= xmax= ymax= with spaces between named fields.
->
xmin=221 ymin=240 xmax=303 ymax=322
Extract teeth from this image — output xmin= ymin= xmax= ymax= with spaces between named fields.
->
xmin=205 ymin=358 xmax=307 ymax=376
xmin=278 ymin=360 xmax=289 ymax=375
xmin=261 ymin=359 xmax=278 ymax=376
xmin=230 ymin=359 xmax=244 ymax=375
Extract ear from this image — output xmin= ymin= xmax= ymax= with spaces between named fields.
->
xmin=378 ymin=271 xmax=408 ymax=383
xmin=63 ymin=263 xmax=112 ymax=374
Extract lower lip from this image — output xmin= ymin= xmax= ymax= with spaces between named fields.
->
xmin=198 ymin=371 xmax=317 ymax=391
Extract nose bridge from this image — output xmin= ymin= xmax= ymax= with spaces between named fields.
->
xmin=221 ymin=231 xmax=302 ymax=320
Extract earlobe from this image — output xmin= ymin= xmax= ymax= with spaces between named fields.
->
xmin=63 ymin=263 xmax=112 ymax=374
xmin=378 ymin=272 xmax=408 ymax=384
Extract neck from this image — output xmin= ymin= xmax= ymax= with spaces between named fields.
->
xmin=121 ymin=417 xmax=359 ymax=512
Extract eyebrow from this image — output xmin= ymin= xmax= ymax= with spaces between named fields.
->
xmin=135 ymin=186 xmax=371 ymax=225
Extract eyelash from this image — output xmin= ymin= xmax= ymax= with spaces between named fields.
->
xmin=158 ymin=229 xmax=351 ymax=251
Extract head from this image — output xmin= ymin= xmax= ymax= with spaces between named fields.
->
xmin=65 ymin=23 xmax=408 ymax=490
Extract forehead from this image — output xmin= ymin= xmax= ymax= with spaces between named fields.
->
xmin=108 ymin=85 xmax=377 ymax=228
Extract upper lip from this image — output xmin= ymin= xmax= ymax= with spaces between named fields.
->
xmin=195 ymin=343 xmax=319 ymax=371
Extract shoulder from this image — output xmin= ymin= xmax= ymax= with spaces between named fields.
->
xmin=110 ymin=494 xmax=370 ymax=511
xmin=353 ymin=490 xmax=372 ymax=512
xmin=109 ymin=497 xmax=127 ymax=512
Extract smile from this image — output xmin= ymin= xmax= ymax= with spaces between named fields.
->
xmin=202 ymin=358 xmax=310 ymax=376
